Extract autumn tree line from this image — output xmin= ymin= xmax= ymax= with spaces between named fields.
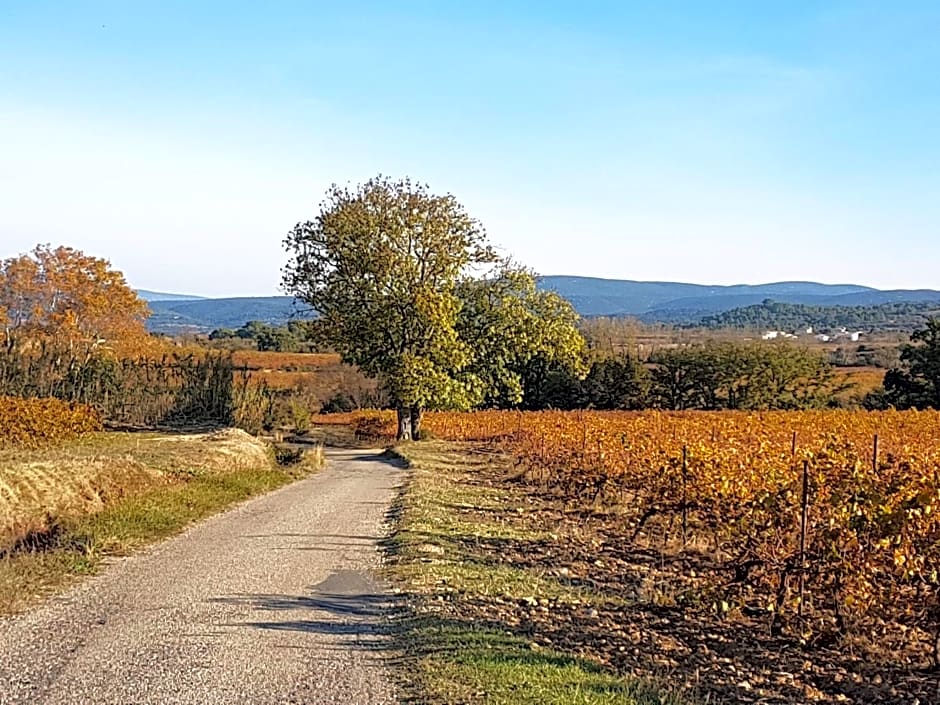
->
xmin=0 ymin=245 xmax=258 ymax=428
xmin=5 ymin=178 xmax=940 ymax=438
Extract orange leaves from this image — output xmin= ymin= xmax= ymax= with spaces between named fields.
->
xmin=230 ymin=352 xmax=343 ymax=390
xmin=231 ymin=351 xmax=341 ymax=371
xmin=0 ymin=244 xmax=149 ymax=353
xmin=393 ymin=408 xmax=940 ymax=657
xmin=0 ymin=396 xmax=102 ymax=447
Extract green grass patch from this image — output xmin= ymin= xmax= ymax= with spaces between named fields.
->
xmin=409 ymin=620 xmax=684 ymax=705
xmin=387 ymin=441 xmax=691 ymax=705
xmin=70 ymin=466 xmax=295 ymax=552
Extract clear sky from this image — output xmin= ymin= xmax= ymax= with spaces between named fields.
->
xmin=1 ymin=1 xmax=938 ymax=296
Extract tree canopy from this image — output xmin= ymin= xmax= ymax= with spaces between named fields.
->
xmin=455 ymin=265 xmax=587 ymax=408
xmin=283 ymin=177 xmax=590 ymax=437
xmin=208 ymin=320 xmax=320 ymax=353
xmin=0 ymin=244 xmax=149 ymax=352
xmin=879 ymin=318 xmax=940 ymax=409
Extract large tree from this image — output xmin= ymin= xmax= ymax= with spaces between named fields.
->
xmin=283 ymin=177 xmax=496 ymax=439
xmin=455 ymin=265 xmax=587 ymax=408
xmin=648 ymin=341 xmax=838 ymax=410
xmin=0 ymin=244 xmax=149 ymax=352
xmin=881 ymin=318 xmax=940 ymax=409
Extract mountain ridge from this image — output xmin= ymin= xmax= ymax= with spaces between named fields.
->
xmin=136 ymin=289 xmax=207 ymax=302
xmin=139 ymin=277 xmax=940 ymax=333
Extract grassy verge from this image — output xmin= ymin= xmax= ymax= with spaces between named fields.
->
xmin=385 ymin=440 xmax=690 ymax=705
xmin=0 ymin=429 xmax=322 ymax=614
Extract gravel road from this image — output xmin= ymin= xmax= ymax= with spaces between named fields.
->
xmin=0 ymin=449 xmax=405 ymax=705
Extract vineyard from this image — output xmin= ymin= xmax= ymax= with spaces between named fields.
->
xmin=228 ymin=351 xmax=331 ymax=389
xmin=231 ymin=351 xmax=341 ymax=371
xmin=325 ymin=408 xmax=940 ymax=666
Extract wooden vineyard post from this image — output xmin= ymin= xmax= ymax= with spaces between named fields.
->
xmin=581 ymin=419 xmax=587 ymax=467
xmin=872 ymin=434 xmax=879 ymax=473
xmin=791 ymin=430 xmax=797 ymax=457
xmin=681 ymin=445 xmax=689 ymax=547
xmin=798 ymin=459 xmax=810 ymax=622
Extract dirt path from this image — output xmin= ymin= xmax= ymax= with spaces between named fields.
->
xmin=0 ymin=449 xmax=404 ymax=705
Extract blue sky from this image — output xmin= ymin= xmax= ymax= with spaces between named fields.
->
xmin=1 ymin=1 xmax=938 ymax=296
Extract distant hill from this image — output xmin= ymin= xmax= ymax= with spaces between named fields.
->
xmin=146 ymin=296 xmax=309 ymax=334
xmin=817 ymin=289 xmax=940 ymax=307
xmin=537 ymin=277 xmax=877 ymax=318
xmin=700 ymin=300 xmax=940 ymax=333
xmin=139 ymin=277 xmax=940 ymax=333
xmin=538 ymin=277 xmax=940 ymax=322
xmin=136 ymin=289 xmax=206 ymax=302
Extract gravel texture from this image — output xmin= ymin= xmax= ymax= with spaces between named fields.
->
xmin=0 ymin=448 xmax=404 ymax=705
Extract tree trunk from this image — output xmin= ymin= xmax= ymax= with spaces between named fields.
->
xmin=410 ymin=405 xmax=423 ymax=440
xmin=396 ymin=405 xmax=412 ymax=441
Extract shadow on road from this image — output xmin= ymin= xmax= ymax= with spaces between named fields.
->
xmin=241 ymin=533 xmax=382 ymax=541
xmin=213 ymin=591 xmax=390 ymax=619
xmin=326 ymin=449 xmax=409 ymax=470
xmin=211 ymin=569 xmax=399 ymax=649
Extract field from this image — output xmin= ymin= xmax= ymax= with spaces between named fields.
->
xmin=227 ymin=350 xmax=382 ymax=417
xmin=389 ymin=440 xmax=940 ymax=704
xmin=326 ymin=408 xmax=940 ymax=702
xmin=232 ymin=351 xmax=341 ymax=390
xmin=231 ymin=350 xmax=341 ymax=372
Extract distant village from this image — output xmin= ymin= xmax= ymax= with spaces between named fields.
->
xmin=761 ymin=326 xmax=864 ymax=343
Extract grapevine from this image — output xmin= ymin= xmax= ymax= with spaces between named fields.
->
xmin=321 ymin=408 xmax=940 ymax=663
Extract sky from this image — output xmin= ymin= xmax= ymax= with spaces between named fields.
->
xmin=1 ymin=1 xmax=938 ymax=297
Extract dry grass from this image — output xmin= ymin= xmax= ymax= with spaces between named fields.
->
xmin=0 ymin=429 xmax=271 ymax=554
xmin=0 ymin=429 xmax=323 ymax=613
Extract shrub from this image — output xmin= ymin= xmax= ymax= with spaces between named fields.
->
xmin=320 ymin=392 xmax=357 ymax=414
xmin=0 ymin=396 xmax=102 ymax=447
xmin=290 ymin=400 xmax=312 ymax=433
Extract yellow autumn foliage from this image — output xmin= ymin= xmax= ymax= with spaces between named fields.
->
xmin=0 ymin=396 xmax=102 ymax=448
xmin=322 ymin=408 xmax=940 ymax=660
